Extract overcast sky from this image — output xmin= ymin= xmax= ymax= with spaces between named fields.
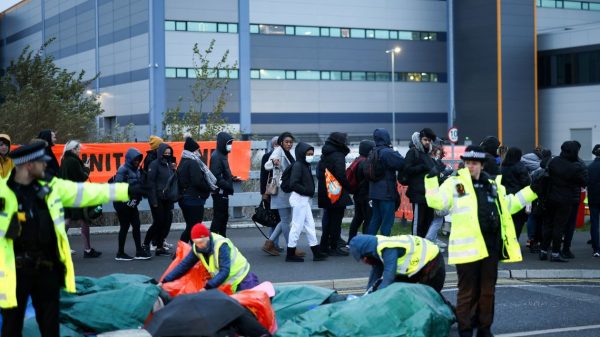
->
xmin=0 ymin=0 xmax=21 ymax=13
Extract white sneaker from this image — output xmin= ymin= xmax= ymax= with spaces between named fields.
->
xmin=163 ymin=240 xmax=173 ymax=248
xmin=150 ymin=244 xmax=157 ymax=251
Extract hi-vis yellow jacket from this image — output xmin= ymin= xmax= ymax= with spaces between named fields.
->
xmin=425 ymin=168 xmax=537 ymax=265
xmin=0 ymin=176 xmax=129 ymax=309
xmin=376 ymin=235 xmax=440 ymax=277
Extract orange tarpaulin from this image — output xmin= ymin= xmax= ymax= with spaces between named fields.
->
xmin=50 ymin=141 xmax=251 ymax=182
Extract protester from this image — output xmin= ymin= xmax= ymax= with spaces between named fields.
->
xmin=524 ymin=148 xmax=551 ymax=252
xmin=178 ymin=137 xmax=211 ymax=243
xmin=59 ymin=140 xmax=101 ymax=258
xmin=349 ymin=234 xmax=445 ymax=294
xmin=347 ymin=140 xmax=375 ymax=244
xmin=317 ymin=132 xmax=353 ymax=256
xmin=479 ymin=136 xmax=501 ymax=177
xmin=425 ymin=145 xmax=537 ymax=337
xmin=500 ymin=147 xmax=531 ymax=238
xmin=0 ymin=133 xmax=14 ymax=178
xmin=0 ymin=141 xmax=134 ymax=337
xmin=210 ymin=132 xmax=241 ymax=237
xmin=160 ymin=223 xmax=259 ymax=292
xmin=143 ymin=135 xmax=163 ymax=175
xmin=144 ymin=143 xmax=177 ymax=256
xmin=262 ymin=132 xmax=302 ymax=257
xmin=425 ymin=144 xmax=452 ymax=248
xmin=589 ymin=144 xmax=600 ymax=257
xmin=37 ymin=129 xmax=60 ymax=178
xmin=560 ymin=141 xmax=588 ymax=259
xmin=404 ymin=128 xmax=437 ymax=238
xmin=367 ymin=128 xmax=405 ymax=236
xmin=113 ymin=148 xmax=151 ymax=261
xmin=260 ymin=136 xmax=279 ymax=206
xmin=286 ymin=142 xmax=328 ymax=262
xmin=521 ymin=146 xmax=545 ymax=174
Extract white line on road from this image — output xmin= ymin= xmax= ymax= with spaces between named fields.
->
xmin=496 ymin=324 xmax=600 ymax=337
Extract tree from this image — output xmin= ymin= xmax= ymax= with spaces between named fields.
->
xmin=0 ymin=39 xmax=103 ymax=144
xmin=163 ymin=39 xmax=238 ymax=141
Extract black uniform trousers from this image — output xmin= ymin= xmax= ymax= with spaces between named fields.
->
xmin=179 ymin=203 xmax=205 ymax=243
xmin=320 ymin=207 xmax=345 ymax=252
xmin=211 ymin=193 xmax=229 ymax=237
xmin=1 ymin=266 xmax=62 ymax=337
xmin=541 ymin=201 xmax=573 ymax=253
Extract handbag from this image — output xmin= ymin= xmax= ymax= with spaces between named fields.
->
xmin=265 ymin=170 xmax=280 ymax=195
xmin=325 ymin=168 xmax=342 ymax=204
xmin=252 ymin=200 xmax=281 ymax=239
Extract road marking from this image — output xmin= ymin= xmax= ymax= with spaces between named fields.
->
xmin=496 ymin=324 xmax=600 ymax=337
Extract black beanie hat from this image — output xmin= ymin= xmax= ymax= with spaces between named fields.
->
xmin=184 ymin=137 xmax=200 ymax=152
xmin=327 ymin=132 xmax=348 ymax=146
xmin=593 ymin=144 xmax=600 ymax=157
xmin=419 ymin=128 xmax=436 ymax=141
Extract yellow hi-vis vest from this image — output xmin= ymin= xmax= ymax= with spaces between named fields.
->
xmin=424 ymin=168 xmax=537 ymax=265
xmin=376 ymin=235 xmax=440 ymax=277
xmin=193 ymin=233 xmax=250 ymax=292
xmin=0 ymin=176 xmax=129 ymax=308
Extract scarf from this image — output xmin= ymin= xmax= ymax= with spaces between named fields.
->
xmin=182 ymin=150 xmax=218 ymax=191
xmin=283 ymin=149 xmax=295 ymax=165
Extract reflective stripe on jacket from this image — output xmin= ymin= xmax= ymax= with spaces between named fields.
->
xmin=425 ymin=168 xmax=537 ymax=265
xmin=0 ymin=175 xmax=129 ymax=308
xmin=193 ymin=233 xmax=250 ymax=292
xmin=376 ymin=235 xmax=439 ymax=277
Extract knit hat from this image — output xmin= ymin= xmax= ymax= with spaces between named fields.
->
xmin=460 ymin=145 xmax=487 ymax=163
xmin=149 ymin=135 xmax=164 ymax=150
xmin=191 ymin=223 xmax=211 ymax=240
xmin=593 ymin=144 xmax=600 ymax=157
xmin=327 ymin=132 xmax=348 ymax=146
xmin=184 ymin=137 xmax=200 ymax=152
xmin=419 ymin=128 xmax=437 ymax=141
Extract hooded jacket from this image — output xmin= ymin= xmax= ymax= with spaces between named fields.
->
xmin=59 ymin=150 xmax=91 ymax=220
xmin=115 ymin=148 xmax=143 ymax=185
xmin=500 ymin=148 xmax=531 ymax=195
xmin=521 ymin=152 xmax=541 ymax=174
xmin=317 ymin=133 xmax=353 ymax=208
xmin=355 ymin=140 xmax=375 ymax=198
xmin=290 ymin=142 xmax=315 ymax=197
xmin=548 ymin=141 xmax=588 ymax=204
xmin=210 ymin=132 xmax=234 ymax=195
xmin=147 ymin=143 xmax=176 ymax=206
xmin=38 ymin=129 xmax=60 ymax=178
xmin=588 ymin=157 xmax=600 ymax=205
xmin=480 ymin=136 xmax=501 ymax=177
xmin=0 ymin=134 xmax=14 ymax=178
xmin=178 ymin=151 xmax=211 ymax=200
xmin=368 ymin=129 xmax=405 ymax=201
xmin=403 ymin=132 xmax=435 ymax=204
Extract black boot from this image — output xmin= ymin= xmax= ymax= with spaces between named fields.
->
xmin=550 ymin=252 xmax=568 ymax=262
xmin=286 ymin=247 xmax=304 ymax=262
xmin=311 ymin=246 xmax=328 ymax=261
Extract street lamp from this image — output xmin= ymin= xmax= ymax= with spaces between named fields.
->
xmin=385 ymin=46 xmax=401 ymax=145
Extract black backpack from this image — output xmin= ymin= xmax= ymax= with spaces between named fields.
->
xmin=279 ymin=165 xmax=294 ymax=193
xmin=531 ymin=158 xmax=554 ymax=202
xmin=364 ymin=148 xmax=386 ymax=181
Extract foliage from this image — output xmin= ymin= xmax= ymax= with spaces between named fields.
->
xmin=95 ymin=123 xmax=136 ymax=143
xmin=0 ymin=39 xmax=103 ymax=144
xmin=163 ymin=39 xmax=238 ymax=141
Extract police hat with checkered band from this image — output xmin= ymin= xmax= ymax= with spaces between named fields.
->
xmin=460 ymin=145 xmax=487 ymax=163
xmin=9 ymin=142 xmax=52 ymax=165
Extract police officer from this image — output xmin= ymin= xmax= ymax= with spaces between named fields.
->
xmin=425 ymin=145 xmax=537 ymax=337
xmin=0 ymin=141 xmax=140 ymax=337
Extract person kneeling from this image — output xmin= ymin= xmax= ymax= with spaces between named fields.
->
xmin=161 ymin=223 xmax=258 ymax=292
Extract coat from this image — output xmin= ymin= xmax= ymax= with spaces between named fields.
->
xmin=587 ymin=158 xmax=600 ymax=205
xmin=548 ymin=142 xmax=588 ymax=205
xmin=290 ymin=142 xmax=315 ymax=197
xmin=147 ymin=143 xmax=176 ymax=206
xmin=60 ymin=151 xmax=91 ymax=220
xmin=501 ymin=161 xmax=531 ymax=195
xmin=37 ymin=130 xmax=60 ymax=178
xmin=210 ymin=132 xmax=234 ymax=196
xmin=178 ymin=153 xmax=211 ymax=200
xmin=264 ymin=146 xmax=294 ymax=209
xmin=317 ymin=138 xmax=352 ymax=208
xmin=404 ymin=132 xmax=435 ymax=204
xmin=368 ymin=129 xmax=405 ymax=201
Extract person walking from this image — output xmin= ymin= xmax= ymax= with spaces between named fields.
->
xmin=500 ymin=147 xmax=531 ymax=238
xmin=37 ymin=129 xmax=60 ymax=178
xmin=589 ymin=145 xmax=600 ymax=257
xmin=285 ymin=142 xmax=328 ymax=262
xmin=367 ymin=128 xmax=405 ymax=236
xmin=479 ymin=136 xmax=501 ymax=177
xmin=142 ymin=135 xmax=163 ymax=176
xmin=0 ymin=133 xmax=14 ymax=178
xmin=0 ymin=141 xmax=135 ymax=337
xmin=144 ymin=143 xmax=177 ymax=256
xmin=425 ymin=144 xmax=452 ymax=247
xmin=523 ymin=147 xmax=551 ymax=252
xmin=404 ymin=128 xmax=437 ymax=238
xmin=114 ymin=148 xmax=151 ymax=261
xmin=317 ymin=132 xmax=353 ymax=256
xmin=347 ymin=140 xmax=375 ymax=244
xmin=425 ymin=145 xmax=537 ymax=337
xmin=178 ymin=137 xmax=212 ymax=243
xmin=59 ymin=140 xmax=101 ymax=258
xmin=210 ymin=132 xmax=241 ymax=237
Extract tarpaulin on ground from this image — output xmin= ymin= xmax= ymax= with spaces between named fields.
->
xmin=273 ymin=283 xmax=455 ymax=337
xmin=232 ymin=289 xmax=278 ymax=334
xmin=49 ymin=141 xmax=251 ymax=182
xmin=271 ymin=285 xmax=335 ymax=327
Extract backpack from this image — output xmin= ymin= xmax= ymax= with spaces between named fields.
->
xmin=346 ymin=157 xmax=366 ymax=194
xmin=364 ymin=148 xmax=386 ymax=181
xmin=161 ymin=171 xmax=181 ymax=202
xmin=279 ymin=165 xmax=294 ymax=193
xmin=530 ymin=158 xmax=554 ymax=202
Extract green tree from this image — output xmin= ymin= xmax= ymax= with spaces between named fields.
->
xmin=163 ymin=39 xmax=237 ymax=141
xmin=0 ymin=39 xmax=103 ymax=144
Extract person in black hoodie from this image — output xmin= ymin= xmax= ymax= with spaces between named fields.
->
xmin=317 ymin=132 xmax=353 ymax=256
xmin=347 ymin=140 xmax=375 ymax=244
xmin=178 ymin=137 xmax=211 ymax=243
xmin=589 ymin=144 xmax=600 ymax=257
xmin=286 ymin=142 xmax=328 ymax=262
xmin=210 ymin=132 xmax=240 ymax=237
xmin=539 ymin=140 xmax=588 ymax=262
xmin=500 ymin=147 xmax=531 ymax=238
xmin=144 ymin=142 xmax=177 ymax=256
xmin=480 ymin=136 xmax=501 ymax=177
xmin=37 ymin=129 xmax=60 ymax=178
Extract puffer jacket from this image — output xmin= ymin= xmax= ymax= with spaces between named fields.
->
xmin=548 ymin=141 xmax=588 ymax=204
xmin=368 ymin=129 xmax=405 ymax=201
xmin=403 ymin=132 xmax=435 ymax=204
xmin=501 ymin=149 xmax=530 ymax=195
xmin=356 ymin=140 xmax=375 ymax=199
xmin=114 ymin=148 xmax=143 ymax=207
xmin=290 ymin=142 xmax=315 ymax=197
xmin=521 ymin=152 xmax=541 ymax=174
xmin=210 ymin=132 xmax=234 ymax=195
xmin=147 ymin=143 xmax=176 ymax=206
xmin=178 ymin=152 xmax=211 ymax=199
xmin=588 ymin=157 xmax=600 ymax=205
xmin=317 ymin=133 xmax=353 ymax=208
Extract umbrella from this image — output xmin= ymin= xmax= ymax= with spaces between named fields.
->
xmin=146 ymin=290 xmax=247 ymax=337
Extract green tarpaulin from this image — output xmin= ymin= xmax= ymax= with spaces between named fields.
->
xmin=274 ymin=283 xmax=455 ymax=337
xmin=272 ymin=285 xmax=335 ymax=326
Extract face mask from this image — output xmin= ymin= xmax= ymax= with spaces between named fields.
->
xmin=305 ymin=155 xmax=314 ymax=163
xmin=226 ymin=144 xmax=232 ymax=152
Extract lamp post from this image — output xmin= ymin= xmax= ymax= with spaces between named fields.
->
xmin=385 ymin=46 xmax=401 ymax=145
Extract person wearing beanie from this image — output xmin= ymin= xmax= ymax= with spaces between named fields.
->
xmin=177 ymin=137 xmax=211 ymax=243
xmin=479 ymin=136 xmax=501 ymax=177
xmin=425 ymin=144 xmax=537 ymax=337
xmin=160 ymin=224 xmax=259 ymax=292
xmin=403 ymin=128 xmax=436 ymax=238
xmin=0 ymin=134 xmax=14 ymax=178
xmin=589 ymin=144 xmax=600 ymax=257
xmin=37 ymin=129 xmax=60 ymax=178
xmin=142 ymin=135 xmax=164 ymax=175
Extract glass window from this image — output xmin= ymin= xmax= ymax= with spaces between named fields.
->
xmin=175 ymin=21 xmax=187 ymax=31
xmin=250 ymin=24 xmax=259 ymax=34
xmin=218 ymin=69 xmax=228 ymax=78
xmin=341 ymin=71 xmax=351 ymax=80
xmin=165 ymin=68 xmax=176 ymax=78
xmin=285 ymin=26 xmax=295 ymax=35
xmin=187 ymin=22 xmax=200 ymax=32
xmin=321 ymin=71 xmax=330 ymax=80
xmin=176 ymin=68 xmax=187 ymax=77
xmin=375 ymin=72 xmax=390 ymax=81
xmin=330 ymin=71 xmax=342 ymax=80
xmin=260 ymin=25 xmax=285 ymax=35
xmin=399 ymin=31 xmax=414 ymax=40
xmin=250 ymin=70 xmax=260 ymax=79
xmin=296 ymin=26 xmax=319 ymax=36
xmin=375 ymin=30 xmax=389 ymax=39
xmin=188 ymin=69 xmax=197 ymax=78
xmin=421 ymin=73 xmax=430 ymax=82
xmin=540 ymin=0 xmax=557 ymax=7
xmin=366 ymin=72 xmax=376 ymax=81
xmin=390 ymin=31 xmax=399 ymax=39
xmin=430 ymin=73 xmax=438 ymax=82
xmin=563 ymin=1 xmax=581 ymax=9
xmin=207 ymin=69 xmax=218 ymax=78
xmin=229 ymin=69 xmax=239 ymax=79
xmin=218 ymin=23 xmax=229 ymax=32
xmin=590 ymin=2 xmax=600 ymax=10
xmin=407 ymin=73 xmax=422 ymax=82
xmin=260 ymin=69 xmax=285 ymax=79
xmin=228 ymin=23 xmax=238 ymax=33
xmin=350 ymin=28 xmax=365 ymax=38
xmin=330 ymin=28 xmax=341 ymax=37
xmin=165 ymin=21 xmax=175 ymax=31
xmin=536 ymin=0 xmax=541 ymax=5
xmin=582 ymin=2 xmax=590 ymax=10
xmin=285 ymin=71 xmax=296 ymax=79
xmin=341 ymin=28 xmax=350 ymax=38
xmin=296 ymin=70 xmax=320 ymax=80
xmin=366 ymin=29 xmax=375 ymax=38
xmin=320 ymin=27 xmax=330 ymax=37
xmin=351 ymin=71 xmax=366 ymax=81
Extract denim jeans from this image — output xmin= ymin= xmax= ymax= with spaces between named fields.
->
xmin=367 ymin=199 xmax=396 ymax=236
xmin=590 ymin=203 xmax=600 ymax=253
xmin=426 ymin=216 xmax=444 ymax=242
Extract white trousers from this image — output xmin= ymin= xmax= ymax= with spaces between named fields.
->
xmin=288 ymin=192 xmax=318 ymax=248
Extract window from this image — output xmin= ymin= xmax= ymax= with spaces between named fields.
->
xmin=175 ymin=21 xmax=187 ymax=31
xmin=218 ymin=23 xmax=228 ymax=32
xmin=285 ymin=26 xmax=295 ymax=35
xmin=390 ymin=31 xmax=399 ymax=39
xmin=375 ymin=30 xmax=389 ymax=39
xmin=341 ymin=28 xmax=350 ymax=38
xmin=341 ymin=71 xmax=351 ymax=80
xmin=165 ymin=68 xmax=176 ymax=78
xmin=229 ymin=69 xmax=239 ymax=79
xmin=296 ymin=26 xmax=319 ymax=36
xmin=330 ymin=28 xmax=341 ymax=37
xmin=376 ymin=72 xmax=390 ymax=81
xmin=176 ymin=68 xmax=187 ymax=77
xmin=250 ymin=70 xmax=260 ymax=79
xmin=321 ymin=71 xmax=330 ymax=80
xmin=260 ymin=25 xmax=285 ymax=35
xmin=250 ymin=24 xmax=259 ymax=33
xmin=296 ymin=70 xmax=320 ymax=80
xmin=165 ymin=21 xmax=175 ymax=31
xmin=366 ymin=29 xmax=375 ymax=38
xmin=330 ymin=71 xmax=342 ymax=80
xmin=563 ymin=1 xmax=581 ymax=9
xmin=228 ymin=24 xmax=238 ymax=33
xmin=540 ymin=0 xmax=557 ymax=7
xmin=320 ymin=27 xmax=330 ymax=37
xmin=351 ymin=71 xmax=366 ymax=81
xmin=350 ymin=28 xmax=365 ymax=38
xmin=187 ymin=69 xmax=197 ymax=78
xmin=285 ymin=71 xmax=295 ymax=79
xmin=259 ymin=69 xmax=285 ymax=79
xmin=218 ymin=69 xmax=229 ymax=78
xmin=591 ymin=3 xmax=600 ymax=10
xmin=366 ymin=72 xmax=376 ymax=81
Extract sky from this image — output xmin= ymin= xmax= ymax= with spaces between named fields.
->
xmin=0 ymin=0 xmax=21 ymax=13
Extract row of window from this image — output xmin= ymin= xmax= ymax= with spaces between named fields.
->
xmin=164 ymin=20 xmax=441 ymax=41
xmin=165 ymin=67 xmax=443 ymax=83
xmin=538 ymin=49 xmax=600 ymax=87
xmin=537 ymin=0 xmax=600 ymax=11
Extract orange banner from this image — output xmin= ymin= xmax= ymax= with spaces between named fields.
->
xmin=51 ymin=141 xmax=251 ymax=183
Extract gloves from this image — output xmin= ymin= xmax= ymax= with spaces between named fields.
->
xmin=426 ymin=167 xmax=440 ymax=179
xmin=128 ymin=183 xmax=149 ymax=200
